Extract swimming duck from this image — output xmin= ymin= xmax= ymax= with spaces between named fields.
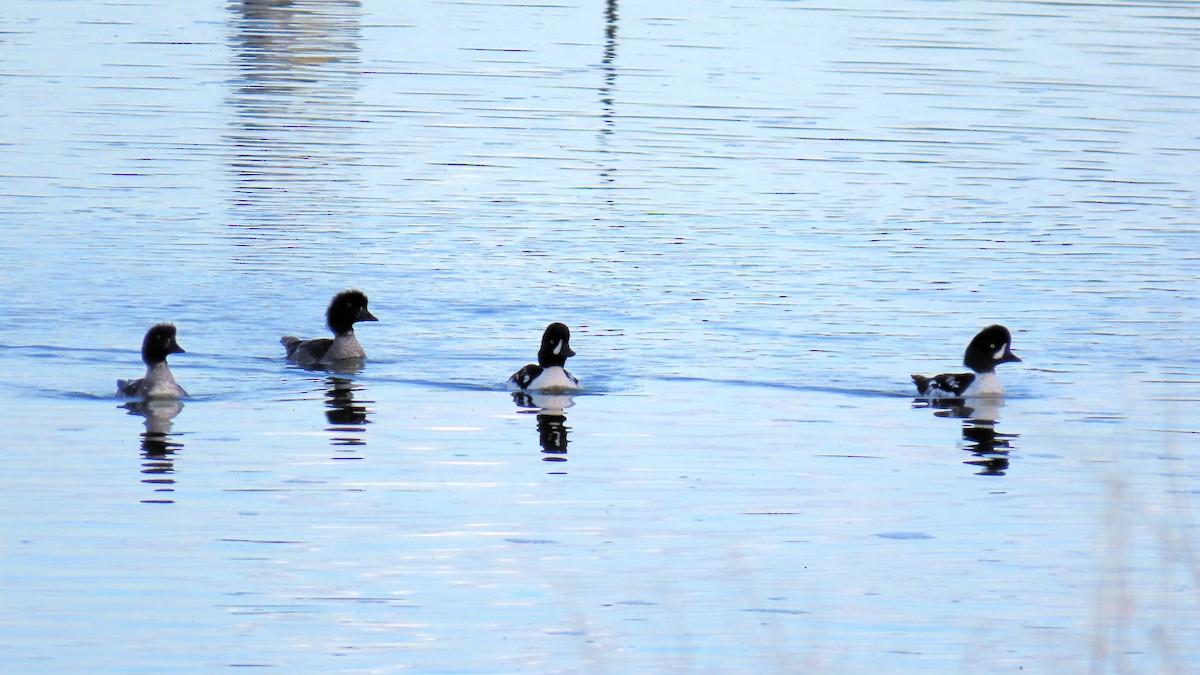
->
xmin=911 ymin=324 xmax=1021 ymax=398
xmin=117 ymin=323 xmax=189 ymax=399
xmin=281 ymin=289 xmax=378 ymax=368
xmin=508 ymin=322 xmax=581 ymax=392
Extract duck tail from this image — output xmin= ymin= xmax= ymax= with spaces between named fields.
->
xmin=280 ymin=336 xmax=301 ymax=358
xmin=910 ymin=374 xmax=930 ymax=395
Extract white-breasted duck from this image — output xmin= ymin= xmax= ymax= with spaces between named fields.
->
xmin=911 ymin=324 xmax=1021 ymax=398
xmin=508 ymin=322 xmax=581 ymax=392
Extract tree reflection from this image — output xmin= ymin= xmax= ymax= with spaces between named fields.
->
xmin=226 ymin=0 xmax=364 ymax=223
xmin=597 ymin=0 xmax=620 ymax=191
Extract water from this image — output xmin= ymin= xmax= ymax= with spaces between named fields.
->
xmin=2 ymin=0 xmax=1199 ymax=671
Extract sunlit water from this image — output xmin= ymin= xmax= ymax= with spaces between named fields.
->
xmin=2 ymin=0 xmax=1198 ymax=672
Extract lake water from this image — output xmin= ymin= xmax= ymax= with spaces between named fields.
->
xmin=2 ymin=0 xmax=1199 ymax=671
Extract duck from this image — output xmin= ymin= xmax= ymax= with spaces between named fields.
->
xmin=508 ymin=322 xmax=581 ymax=392
xmin=911 ymin=324 xmax=1021 ymax=398
xmin=117 ymin=323 xmax=189 ymax=399
xmin=281 ymin=290 xmax=378 ymax=368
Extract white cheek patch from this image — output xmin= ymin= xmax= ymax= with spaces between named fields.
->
xmin=993 ymin=344 xmax=1007 ymax=361
xmin=553 ymin=341 xmax=563 ymax=356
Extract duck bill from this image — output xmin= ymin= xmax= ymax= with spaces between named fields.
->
xmin=358 ymin=307 xmax=379 ymax=322
xmin=999 ymin=347 xmax=1021 ymax=364
xmin=170 ymin=339 xmax=186 ymax=355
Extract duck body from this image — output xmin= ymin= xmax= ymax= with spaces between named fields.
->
xmin=509 ymin=364 xmax=580 ymax=392
xmin=911 ymin=370 xmax=1005 ymax=398
xmin=281 ymin=332 xmax=367 ymax=366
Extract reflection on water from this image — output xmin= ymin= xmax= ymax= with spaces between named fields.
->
xmin=325 ymin=376 xmax=371 ymax=453
xmin=597 ymin=0 xmax=618 ymax=191
xmin=914 ymin=397 xmax=1018 ymax=476
xmin=513 ymin=392 xmax=574 ymax=467
xmin=226 ymin=0 xmax=364 ymax=224
xmin=960 ymin=420 xmax=1016 ymax=477
xmin=122 ymin=400 xmax=185 ymax=504
xmin=536 ymin=414 xmax=569 ymax=461
xmin=598 ymin=0 xmax=618 ymax=135
xmin=297 ymin=357 xmax=367 ymax=376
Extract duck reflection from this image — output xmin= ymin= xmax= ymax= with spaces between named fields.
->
xmin=914 ymin=397 xmax=1018 ymax=476
xmin=122 ymin=399 xmax=185 ymax=503
xmin=325 ymin=375 xmax=372 ymax=451
xmin=512 ymin=392 xmax=575 ymax=463
xmin=306 ymin=357 xmax=367 ymax=377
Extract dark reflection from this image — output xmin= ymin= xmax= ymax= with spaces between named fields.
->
xmin=513 ymin=392 xmax=575 ymax=467
xmin=122 ymin=400 xmax=186 ymax=504
xmin=291 ymin=357 xmax=366 ymax=377
xmin=325 ymin=375 xmax=372 ymax=454
xmin=226 ymin=0 xmax=364 ymax=223
xmin=598 ymin=0 xmax=618 ymax=138
xmin=913 ymin=397 xmax=1018 ymax=476
xmin=597 ymin=0 xmax=619 ymax=190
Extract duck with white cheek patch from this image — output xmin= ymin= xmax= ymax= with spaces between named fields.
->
xmin=912 ymin=324 xmax=1022 ymax=398
xmin=508 ymin=322 xmax=581 ymax=392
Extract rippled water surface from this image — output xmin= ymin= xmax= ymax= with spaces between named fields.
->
xmin=2 ymin=0 xmax=1199 ymax=672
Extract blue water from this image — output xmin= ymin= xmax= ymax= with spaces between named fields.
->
xmin=2 ymin=0 xmax=1198 ymax=672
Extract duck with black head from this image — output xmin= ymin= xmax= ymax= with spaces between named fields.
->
xmin=912 ymin=324 xmax=1022 ymax=398
xmin=117 ymin=323 xmax=189 ymax=399
xmin=281 ymin=290 xmax=378 ymax=369
xmin=508 ymin=322 xmax=581 ymax=392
